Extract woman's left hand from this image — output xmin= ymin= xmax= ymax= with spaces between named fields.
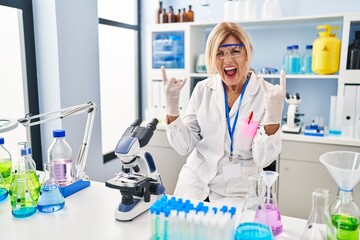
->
xmin=259 ymin=69 xmax=286 ymax=125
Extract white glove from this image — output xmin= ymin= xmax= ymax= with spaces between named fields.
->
xmin=161 ymin=66 xmax=187 ymax=116
xmin=259 ymin=69 xmax=287 ymax=125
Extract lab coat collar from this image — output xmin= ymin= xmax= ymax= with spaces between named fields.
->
xmin=207 ymin=71 xmax=260 ymax=116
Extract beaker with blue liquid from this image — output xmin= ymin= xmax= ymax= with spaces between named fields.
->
xmin=37 ymin=161 xmax=65 ymax=213
xmin=234 ymin=174 xmax=273 ymax=240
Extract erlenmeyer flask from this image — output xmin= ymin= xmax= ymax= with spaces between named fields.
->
xmin=234 ymin=174 xmax=273 ymax=240
xmin=330 ymin=188 xmax=359 ymax=239
xmin=10 ymin=142 xmax=40 ymax=203
xmin=0 ymin=172 xmax=8 ymax=201
xmin=37 ymin=162 xmax=65 ymax=213
xmin=259 ymin=171 xmax=283 ymax=236
xmin=11 ymin=178 xmax=37 ymax=218
xmin=301 ymin=188 xmax=335 ymax=240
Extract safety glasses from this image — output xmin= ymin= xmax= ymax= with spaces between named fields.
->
xmin=216 ymin=43 xmax=246 ymax=60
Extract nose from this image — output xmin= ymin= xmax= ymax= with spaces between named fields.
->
xmin=223 ymin=50 xmax=232 ymax=59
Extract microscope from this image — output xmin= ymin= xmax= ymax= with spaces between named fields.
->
xmin=281 ymin=93 xmax=304 ymax=134
xmin=105 ymin=118 xmax=165 ymax=221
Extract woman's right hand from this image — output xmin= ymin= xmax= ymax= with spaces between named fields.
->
xmin=161 ymin=66 xmax=187 ymax=117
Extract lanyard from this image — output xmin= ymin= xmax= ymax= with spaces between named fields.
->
xmin=223 ymin=77 xmax=249 ymax=161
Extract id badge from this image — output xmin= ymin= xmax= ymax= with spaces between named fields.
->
xmin=223 ymin=163 xmax=242 ymax=180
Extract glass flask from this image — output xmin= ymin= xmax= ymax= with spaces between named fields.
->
xmin=37 ymin=162 xmax=65 ymax=213
xmin=330 ymin=188 xmax=359 ymax=240
xmin=0 ymin=172 xmax=9 ymax=201
xmin=0 ymin=137 xmax=12 ymax=189
xmin=11 ymin=178 xmax=37 ymax=218
xmin=301 ymin=188 xmax=335 ymax=240
xmin=10 ymin=142 xmax=40 ymax=203
xmin=259 ymin=171 xmax=283 ymax=236
xmin=234 ymin=174 xmax=273 ymax=240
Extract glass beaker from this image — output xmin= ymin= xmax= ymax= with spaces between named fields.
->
xmin=0 ymin=172 xmax=8 ymax=201
xmin=234 ymin=174 xmax=273 ymax=240
xmin=10 ymin=142 xmax=40 ymax=203
xmin=11 ymin=178 xmax=37 ymax=218
xmin=37 ymin=162 xmax=65 ymax=213
xmin=301 ymin=188 xmax=335 ymax=240
xmin=259 ymin=171 xmax=283 ymax=236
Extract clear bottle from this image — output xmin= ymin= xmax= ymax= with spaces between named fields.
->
xmin=234 ymin=174 xmax=273 ymax=240
xmin=301 ymin=45 xmax=313 ymax=74
xmin=11 ymin=178 xmax=37 ymax=218
xmin=330 ymin=188 xmax=360 ymax=240
xmin=0 ymin=137 xmax=12 ymax=189
xmin=283 ymin=46 xmax=293 ymax=74
xmin=289 ymin=45 xmax=301 ymax=74
xmin=48 ymin=129 xmax=73 ymax=185
xmin=187 ymin=5 xmax=194 ymax=22
xmin=259 ymin=171 xmax=283 ymax=236
xmin=10 ymin=142 xmax=40 ymax=203
xmin=301 ymin=188 xmax=335 ymax=240
xmin=37 ymin=161 xmax=65 ymax=213
xmin=347 ymin=31 xmax=360 ymax=69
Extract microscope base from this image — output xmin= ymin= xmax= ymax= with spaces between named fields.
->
xmin=60 ymin=179 xmax=91 ymax=198
xmin=282 ymin=124 xmax=302 ymax=134
xmin=114 ymin=196 xmax=157 ymax=221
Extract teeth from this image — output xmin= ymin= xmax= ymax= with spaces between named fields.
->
xmin=224 ymin=67 xmax=236 ymax=71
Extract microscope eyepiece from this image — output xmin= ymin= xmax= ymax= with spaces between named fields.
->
xmin=147 ymin=118 xmax=159 ymax=131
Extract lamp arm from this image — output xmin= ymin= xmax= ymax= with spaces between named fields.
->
xmin=18 ymin=101 xmax=97 ymax=179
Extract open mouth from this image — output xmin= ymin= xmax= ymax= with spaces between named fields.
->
xmin=224 ymin=67 xmax=237 ymax=77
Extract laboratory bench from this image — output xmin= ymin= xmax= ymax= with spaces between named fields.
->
xmin=0 ymin=180 xmax=307 ymax=240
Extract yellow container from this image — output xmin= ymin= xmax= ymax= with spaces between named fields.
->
xmin=312 ymin=25 xmax=341 ymax=75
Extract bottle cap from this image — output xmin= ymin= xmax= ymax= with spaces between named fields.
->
xmin=292 ymin=45 xmax=299 ymax=49
xmin=306 ymin=45 xmax=313 ymax=49
xmin=53 ymin=129 xmax=66 ymax=138
xmin=286 ymin=46 xmax=293 ymax=50
xmin=0 ymin=137 xmax=4 ymax=145
xmin=21 ymin=148 xmax=27 ymax=156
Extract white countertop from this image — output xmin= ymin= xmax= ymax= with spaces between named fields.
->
xmin=0 ymin=181 xmax=306 ymax=240
xmin=281 ymin=132 xmax=360 ymax=147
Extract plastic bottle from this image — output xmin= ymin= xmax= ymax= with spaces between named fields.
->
xmin=48 ymin=129 xmax=73 ymax=185
xmin=0 ymin=137 xmax=12 ymax=189
xmin=283 ymin=46 xmax=293 ymax=74
xmin=289 ymin=45 xmax=301 ymax=74
xmin=347 ymin=31 xmax=360 ymax=69
xmin=187 ymin=5 xmax=194 ymax=22
xmin=300 ymin=188 xmax=335 ymax=240
xmin=312 ymin=25 xmax=341 ymax=75
xmin=301 ymin=45 xmax=313 ymax=74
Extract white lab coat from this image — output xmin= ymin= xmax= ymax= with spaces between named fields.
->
xmin=166 ymin=72 xmax=281 ymax=202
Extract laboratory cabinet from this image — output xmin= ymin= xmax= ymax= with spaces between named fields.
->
xmin=278 ymin=135 xmax=360 ymax=219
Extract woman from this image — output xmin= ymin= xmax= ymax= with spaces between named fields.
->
xmin=161 ymin=22 xmax=286 ymax=203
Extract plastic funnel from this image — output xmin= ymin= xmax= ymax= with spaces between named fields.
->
xmin=261 ymin=171 xmax=279 ymax=188
xmin=320 ymin=151 xmax=360 ymax=191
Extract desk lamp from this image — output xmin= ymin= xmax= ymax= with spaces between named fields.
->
xmin=0 ymin=102 xmax=96 ymax=197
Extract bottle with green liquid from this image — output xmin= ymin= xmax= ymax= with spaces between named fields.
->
xmin=9 ymin=142 xmax=40 ymax=204
xmin=330 ymin=188 xmax=359 ymax=240
xmin=0 ymin=137 xmax=12 ymax=189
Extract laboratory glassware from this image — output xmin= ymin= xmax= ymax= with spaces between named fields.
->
xmin=0 ymin=137 xmax=12 ymax=189
xmin=289 ymin=45 xmax=301 ymax=74
xmin=0 ymin=173 xmax=8 ymax=201
xmin=320 ymin=151 xmax=360 ymax=239
xmin=259 ymin=171 xmax=283 ymax=236
xmin=10 ymin=142 xmax=40 ymax=203
xmin=283 ymin=46 xmax=293 ymax=73
xmin=347 ymin=30 xmax=360 ymax=69
xmin=301 ymin=45 xmax=313 ymax=74
xmin=187 ymin=5 xmax=194 ymax=22
xmin=11 ymin=178 xmax=37 ymax=218
xmin=301 ymin=188 xmax=335 ymax=240
xmin=37 ymin=161 xmax=65 ymax=213
xmin=235 ymin=174 xmax=273 ymax=240
xmin=48 ymin=129 xmax=73 ymax=185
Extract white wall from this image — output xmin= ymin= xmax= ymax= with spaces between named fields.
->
xmin=32 ymin=0 xmax=104 ymax=181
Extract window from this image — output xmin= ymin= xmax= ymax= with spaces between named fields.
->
xmin=97 ymin=0 xmax=141 ymax=162
xmin=0 ymin=0 xmax=41 ymax=168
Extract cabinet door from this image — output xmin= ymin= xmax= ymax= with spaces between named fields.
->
xmin=278 ymin=158 xmax=338 ymax=219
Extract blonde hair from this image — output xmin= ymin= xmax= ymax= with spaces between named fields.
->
xmin=205 ymin=22 xmax=253 ymax=75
